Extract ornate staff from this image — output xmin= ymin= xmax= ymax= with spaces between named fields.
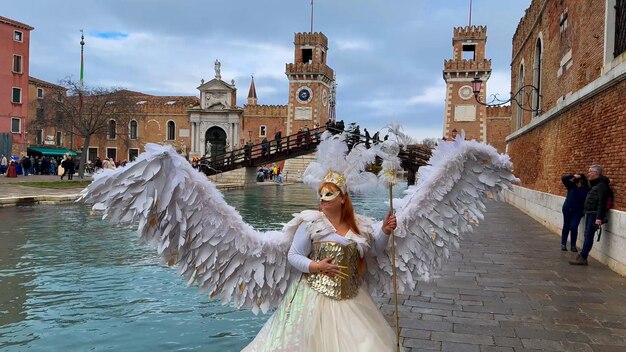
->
xmin=386 ymin=170 xmax=400 ymax=352
xmin=377 ymin=134 xmax=403 ymax=352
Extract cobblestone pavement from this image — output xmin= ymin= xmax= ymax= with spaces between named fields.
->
xmin=379 ymin=202 xmax=626 ymax=352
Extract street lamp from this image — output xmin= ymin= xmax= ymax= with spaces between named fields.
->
xmin=471 ymin=77 xmax=542 ymax=115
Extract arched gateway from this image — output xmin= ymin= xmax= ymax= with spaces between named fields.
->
xmin=205 ymin=126 xmax=227 ymax=158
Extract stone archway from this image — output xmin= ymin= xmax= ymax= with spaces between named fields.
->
xmin=205 ymin=126 xmax=227 ymax=159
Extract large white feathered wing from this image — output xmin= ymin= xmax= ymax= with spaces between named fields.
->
xmin=78 ymin=143 xmax=299 ymax=314
xmin=364 ymin=138 xmax=518 ymax=296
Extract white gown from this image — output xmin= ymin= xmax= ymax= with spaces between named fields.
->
xmin=242 ymin=215 xmax=403 ymax=352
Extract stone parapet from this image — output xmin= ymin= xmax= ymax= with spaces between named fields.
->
xmin=243 ymin=105 xmax=288 ymax=118
xmin=443 ymin=59 xmax=492 ymax=71
xmin=486 ymin=105 xmax=512 ymax=118
xmin=453 ymin=25 xmax=487 ymax=39
xmin=285 ymin=62 xmax=334 ymax=79
xmin=294 ymin=32 xmax=328 ymax=47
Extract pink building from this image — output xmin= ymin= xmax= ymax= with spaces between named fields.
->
xmin=0 ymin=16 xmax=33 ymax=156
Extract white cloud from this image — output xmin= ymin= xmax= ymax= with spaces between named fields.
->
xmin=335 ymin=39 xmax=372 ymax=51
xmin=353 ymin=78 xmax=445 ymax=116
xmin=407 ymin=81 xmax=446 ymax=105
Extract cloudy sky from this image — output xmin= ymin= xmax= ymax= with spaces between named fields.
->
xmin=4 ymin=0 xmax=530 ymax=141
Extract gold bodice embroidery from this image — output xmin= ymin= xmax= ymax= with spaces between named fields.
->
xmin=305 ymin=241 xmax=361 ymax=300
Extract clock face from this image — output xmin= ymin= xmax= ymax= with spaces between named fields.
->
xmin=459 ymin=85 xmax=473 ymax=100
xmin=296 ymin=86 xmax=313 ymax=104
xmin=322 ymin=90 xmax=328 ymax=106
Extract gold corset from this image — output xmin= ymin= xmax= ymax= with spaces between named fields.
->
xmin=305 ymin=241 xmax=361 ymax=300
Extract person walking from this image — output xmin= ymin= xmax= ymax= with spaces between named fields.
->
xmin=274 ymin=130 xmax=282 ymax=152
xmin=67 ymin=157 xmax=76 ymax=180
xmin=60 ymin=156 xmax=70 ymax=180
xmin=560 ymin=173 xmax=589 ymax=252
xmin=569 ymin=164 xmax=611 ymax=266
xmin=0 ymin=154 xmax=7 ymax=175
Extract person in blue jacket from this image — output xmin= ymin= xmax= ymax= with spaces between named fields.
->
xmin=561 ymin=173 xmax=589 ymax=252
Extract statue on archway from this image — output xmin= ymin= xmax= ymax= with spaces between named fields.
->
xmin=214 ymin=60 xmax=221 ymax=80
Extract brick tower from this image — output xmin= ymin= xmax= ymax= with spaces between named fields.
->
xmin=285 ymin=32 xmax=334 ymax=135
xmin=442 ymin=25 xmax=491 ymax=142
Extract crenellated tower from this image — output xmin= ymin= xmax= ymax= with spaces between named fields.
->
xmin=285 ymin=32 xmax=334 ymax=135
xmin=442 ymin=25 xmax=491 ymax=142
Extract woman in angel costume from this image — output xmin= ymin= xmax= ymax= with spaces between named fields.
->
xmin=80 ymin=129 xmax=517 ymax=352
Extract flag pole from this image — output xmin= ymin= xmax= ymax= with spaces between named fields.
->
xmin=310 ymin=0 xmax=314 ymax=33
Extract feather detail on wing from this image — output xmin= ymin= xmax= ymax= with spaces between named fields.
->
xmin=364 ymin=138 xmax=519 ymax=296
xmin=78 ymin=143 xmax=300 ymax=314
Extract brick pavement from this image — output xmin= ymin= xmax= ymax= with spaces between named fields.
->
xmin=379 ymin=202 xmax=626 ymax=352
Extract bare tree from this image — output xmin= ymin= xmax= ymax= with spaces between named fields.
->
xmin=34 ymin=78 xmax=138 ymax=178
xmin=420 ymin=138 xmax=439 ymax=149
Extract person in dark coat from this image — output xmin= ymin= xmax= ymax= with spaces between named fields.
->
xmin=570 ymin=164 xmax=611 ymax=266
xmin=21 ymin=156 xmax=32 ymax=176
xmin=67 ymin=157 xmax=76 ymax=180
xmin=560 ymin=173 xmax=589 ymax=252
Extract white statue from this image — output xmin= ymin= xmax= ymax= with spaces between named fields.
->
xmin=214 ymin=60 xmax=221 ymax=80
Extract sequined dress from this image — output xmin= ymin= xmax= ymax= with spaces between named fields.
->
xmin=242 ymin=212 xmax=403 ymax=352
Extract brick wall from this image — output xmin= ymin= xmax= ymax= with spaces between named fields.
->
xmin=242 ymin=105 xmax=287 ymax=145
xmin=511 ymin=0 xmax=606 ymax=131
xmin=507 ymin=78 xmax=626 ymax=211
xmin=89 ymin=96 xmax=197 ymax=161
xmin=486 ymin=106 xmax=511 ymax=153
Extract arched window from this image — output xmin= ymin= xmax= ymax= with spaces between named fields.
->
xmin=108 ymin=120 xmax=117 ymax=139
xmin=167 ymin=120 xmax=176 ymax=140
xmin=532 ymin=37 xmax=543 ymax=117
xmin=517 ymin=63 xmax=525 ymax=129
xmin=130 ymin=120 xmax=138 ymax=140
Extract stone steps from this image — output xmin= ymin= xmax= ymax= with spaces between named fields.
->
xmin=281 ymin=153 xmax=316 ymax=182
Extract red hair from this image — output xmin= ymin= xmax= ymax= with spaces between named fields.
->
xmin=318 ymin=182 xmax=361 ymax=235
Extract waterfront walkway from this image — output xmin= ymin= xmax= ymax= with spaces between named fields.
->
xmin=386 ymin=202 xmax=626 ymax=352
xmin=1 ymin=176 xmax=625 ymax=351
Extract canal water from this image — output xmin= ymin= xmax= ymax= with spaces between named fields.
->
xmin=0 ymin=182 xmax=405 ymax=351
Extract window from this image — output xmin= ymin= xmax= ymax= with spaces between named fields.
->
xmin=12 ymin=87 xmax=21 ymax=103
xmin=616 ymin=0 xmax=626 ymax=57
xmin=517 ymin=64 xmax=525 ymax=129
xmin=301 ymin=48 xmax=313 ymax=63
xmin=36 ymin=108 xmax=44 ymax=121
xmin=106 ymin=148 xmax=117 ymax=161
xmin=88 ymin=147 xmax=98 ymax=164
xmin=559 ymin=10 xmax=569 ymax=34
xmin=36 ymin=129 xmax=43 ymax=145
xmin=56 ymin=131 xmax=62 ymax=145
xmin=55 ymin=111 xmax=64 ymax=125
xmin=129 ymin=148 xmax=139 ymax=162
xmin=108 ymin=120 xmax=117 ymax=139
xmin=14 ymin=30 xmax=23 ymax=42
xmin=167 ymin=121 xmax=175 ymax=140
xmin=11 ymin=117 xmax=20 ymax=133
xmin=37 ymin=88 xmax=44 ymax=99
xmin=12 ymin=55 xmax=22 ymax=73
xmin=130 ymin=120 xmax=138 ymax=140
xmin=532 ymin=38 xmax=543 ymax=117
xmin=259 ymin=125 xmax=267 ymax=137
xmin=462 ymin=44 xmax=476 ymax=60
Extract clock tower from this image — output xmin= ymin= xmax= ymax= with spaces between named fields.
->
xmin=442 ymin=25 xmax=491 ymax=142
xmin=285 ymin=32 xmax=334 ymax=135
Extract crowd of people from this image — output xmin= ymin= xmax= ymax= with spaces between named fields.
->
xmin=0 ymin=153 xmax=125 ymax=179
xmin=256 ymin=164 xmax=285 ymax=183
